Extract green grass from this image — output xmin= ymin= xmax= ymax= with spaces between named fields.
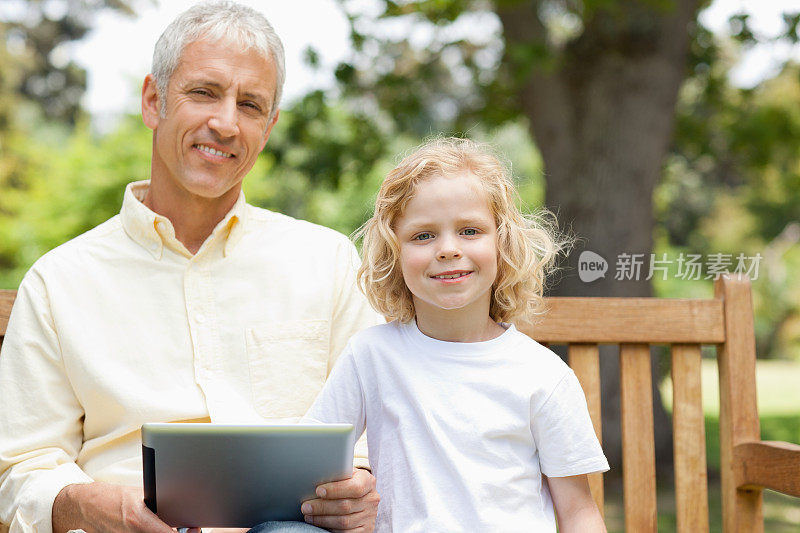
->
xmin=660 ymin=359 xmax=800 ymax=417
xmin=603 ymin=481 xmax=800 ymax=532
xmin=603 ymin=359 xmax=800 ymax=531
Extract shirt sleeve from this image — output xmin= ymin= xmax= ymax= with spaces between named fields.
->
xmin=0 ymin=270 xmax=93 ymax=532
xmin=530 ymin=370 xmax=610 ymax=478
xmin=327 ymin=239 xmax=381 ymax=469
xmin=328 ymin=239 xmax=383 ymax=364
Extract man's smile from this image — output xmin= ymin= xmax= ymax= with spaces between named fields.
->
xmin=193 ymin=143 xmax=235 ymax=158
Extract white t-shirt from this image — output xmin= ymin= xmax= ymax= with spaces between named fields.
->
xmin=305 ymin=320 xmax=609 ymax=532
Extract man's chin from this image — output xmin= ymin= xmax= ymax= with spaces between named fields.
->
xmin=181 ymin=178 xmax=241 ymax=202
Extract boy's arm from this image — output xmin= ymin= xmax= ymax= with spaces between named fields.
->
xmin=547 ymin=474 xmax=607 ymax=533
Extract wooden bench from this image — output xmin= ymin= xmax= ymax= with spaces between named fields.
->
xmin=1 ymin=274 xmax=798 ymax=531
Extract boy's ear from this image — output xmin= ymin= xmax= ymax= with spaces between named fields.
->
xmin=141 ymin=74 xmax=161 ymax=130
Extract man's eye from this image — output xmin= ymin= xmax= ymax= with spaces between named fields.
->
xmin=191 ymin=89 xmax=212 ymax=97
xmin=241 ymin=102 xmax=261 ymax=111
xmin=413 ymin=232 xmax=433 ymax=241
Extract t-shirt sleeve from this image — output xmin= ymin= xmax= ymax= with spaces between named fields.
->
xmin=304 ymin=344 xmax=367 ymax=445
xmin=530 ymin=370 xmax=610 ymax=477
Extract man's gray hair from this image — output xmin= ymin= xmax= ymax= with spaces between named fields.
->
xmin=151 ymin=1 xmax=285 ymax=120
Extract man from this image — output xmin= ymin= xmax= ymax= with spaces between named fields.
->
xmin=0 ymin=2 xmax=379 ymax=532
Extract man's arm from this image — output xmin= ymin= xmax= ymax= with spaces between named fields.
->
xmin=328 ymin=238 xmax=384 ymax=359
xmin=547 ymin=474 xmax=606 ymax=533
xmin=52 ymin=483 xmax=194 ymax=533
xmin=0 ymin=273 xmax=95 ymax=530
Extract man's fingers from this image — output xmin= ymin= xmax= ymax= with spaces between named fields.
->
xmin=303 ymin=509 xmax=369 ymax=531
xmin=305 ymin=469 xmax=378 ymax=532
xmin=302 ymin=496 xmax=364 ymax=516
xmin=316 ymin=468 xmax=375 ymax=499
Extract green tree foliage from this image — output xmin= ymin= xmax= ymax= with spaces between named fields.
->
xmin=659 ymin=52 xmax=800 ymax=361
xmin=0 ymin=0 xmax=141 ymax=287
xmin=1 ymin=0 xmax=138 ymax=125
xmin=0 ymin=115 xmax=150 ymax=288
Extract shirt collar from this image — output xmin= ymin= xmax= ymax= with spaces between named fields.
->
xmin=120 ymin=180 xmax=247 ymax=259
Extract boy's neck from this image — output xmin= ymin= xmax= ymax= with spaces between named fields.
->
xmin=414 ymin=306 xmax=506 ymax=343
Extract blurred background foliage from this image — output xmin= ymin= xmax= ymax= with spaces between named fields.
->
xmin=1 ymin=0 xmax=798 ymax=363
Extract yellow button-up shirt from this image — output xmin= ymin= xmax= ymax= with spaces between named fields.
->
xmin=0 ymin=181 xmax=378 ymax=532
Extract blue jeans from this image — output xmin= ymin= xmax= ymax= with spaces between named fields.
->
xmin=247 ymin=521 xmax=327 ymax=532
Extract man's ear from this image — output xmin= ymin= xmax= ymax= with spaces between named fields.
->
xmin=141 ymin=74 xmax=161 ymax=130
xmin=259 ymin=109 xmax=280 ymax=151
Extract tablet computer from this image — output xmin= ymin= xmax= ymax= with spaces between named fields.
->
xmin=141 ymin=422 xmax=355 ymax=528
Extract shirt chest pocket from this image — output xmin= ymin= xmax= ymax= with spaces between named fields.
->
xmin=245 ymin=319 xmax=330 ymax=419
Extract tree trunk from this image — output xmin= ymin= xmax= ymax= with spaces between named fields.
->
xmin=498 ymin=0 xmax=701 ymax=472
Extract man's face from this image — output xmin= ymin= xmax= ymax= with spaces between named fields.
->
xmin=142 ymin=38 xmax=279 ymax=201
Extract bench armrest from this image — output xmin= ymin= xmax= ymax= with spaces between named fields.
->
xmin=734 ymin=440 xmax=800 ymax=496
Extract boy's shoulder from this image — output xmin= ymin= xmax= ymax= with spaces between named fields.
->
xmin=504 ymin=325 xmax=572 ymax=374
xmin=348 ymin=320 xmax=405 ymax=347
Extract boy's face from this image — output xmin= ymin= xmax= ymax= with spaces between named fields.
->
xmin=393 ymin=173 xmax=498 ymax=324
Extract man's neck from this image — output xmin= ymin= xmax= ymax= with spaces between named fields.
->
xmin=143 ymin=178 xmax=240 ymax=255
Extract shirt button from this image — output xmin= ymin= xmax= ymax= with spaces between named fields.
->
xmin=150 ymin=243 xmax=158 ymax=251
xmin=195 ymin=314 xmax=206 ymax=324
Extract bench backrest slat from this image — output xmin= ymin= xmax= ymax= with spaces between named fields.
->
xmin=567 ymin=343 xmax=604 ymax=517
xmin=521 ymin=298 xmax=725 ymax=344
xmin=620 ymin=343 xmax=658 ymax=532
xmin=0 ymin=290 xmax=15 ymax=352
xmin=671 ymin=343 xmax=710 ymax=533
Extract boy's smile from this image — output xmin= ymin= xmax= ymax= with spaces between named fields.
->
xmin=394 ymin=172 xmax=498 ymax=329
xmin=430 ymin=270 xmax=472 ymax=282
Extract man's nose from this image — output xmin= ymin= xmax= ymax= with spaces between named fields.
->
xmin=207 ymin=98 xmax=239 ymax=138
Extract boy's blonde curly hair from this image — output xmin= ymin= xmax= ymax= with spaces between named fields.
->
xmin=355 ymin=137 xmax=569 ymax=324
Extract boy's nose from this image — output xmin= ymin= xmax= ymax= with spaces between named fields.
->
xmin=437 ymin=234 xmax=462 ymax=260
xmin=437 ymin=248 xmax=462 ymax=260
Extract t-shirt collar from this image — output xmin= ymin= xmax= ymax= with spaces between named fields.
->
xmin=400 ymin=318 xmax=517 ymax=356
xmin=120 ymin=180 xmax=247 ymax=259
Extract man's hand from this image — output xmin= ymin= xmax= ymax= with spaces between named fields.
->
xmin=301 ymin=468 xmax=379 ymax=532
xmin=52 ymin=482 xmax=201 ymax=533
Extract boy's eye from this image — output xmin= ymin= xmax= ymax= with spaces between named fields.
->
xmin=462 ymin=228 xmax=478 ymax=236
xmin=413 ymin=232 xmax=434 ymax=241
